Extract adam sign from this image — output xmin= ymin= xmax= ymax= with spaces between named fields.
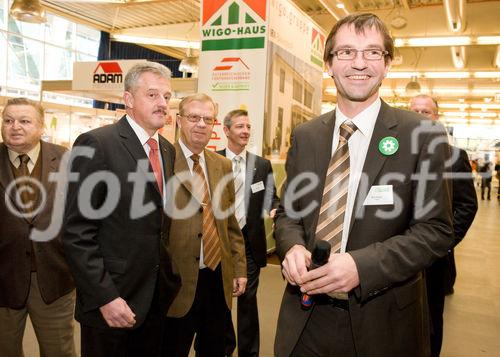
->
xmin=73 ymin=60 xmax=146 ymax=91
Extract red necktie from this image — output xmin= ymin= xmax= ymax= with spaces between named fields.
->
xmin=147 ymin=138 xmax=163 ymax=196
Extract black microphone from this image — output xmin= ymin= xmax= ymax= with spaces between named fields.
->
xmin=300 ymin=240 xmax=331 ymax=310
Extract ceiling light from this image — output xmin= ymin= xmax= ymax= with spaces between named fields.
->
xmin=424 ymin=71 xmax=470 ymax=79
xmin=476 ymin=36 xmax=500 ymax=45
xmin=495 ymin=46 xmax=500 ymax=67
xmin=406 ymin=36 xmax=471 ymax=47
xmin=386 ymin=72 xmax=418 ymax=79
xmin=111 ymin=34 xmax=200 ymax=50
xmin=473 ymin=71 xmax=500 ymax=78
xmin=336 ymin=3 xmax=345 ymax=9
xmin=178 ymin=48 xmax=198 ymax=77
xmin=451 ymin=46 xmax=466 ymax=69
xmin=405 ymin=77 xmax=421 ymax=96
xmin=443 ymin=0 xmax=466 ymax=33
xmin=390 ymin=15 xmax=407 ymax=30
xmin=10 ymin=0 xmax=46 ymax=23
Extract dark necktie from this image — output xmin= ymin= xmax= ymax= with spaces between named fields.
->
xmin=17 ymin=154 xmax=33 ymax=212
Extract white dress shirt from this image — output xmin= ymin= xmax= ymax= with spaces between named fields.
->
xmin=126 ymin=115 xmax=165 ymax=194
xmin=8 ymin=142 xmax=41 ymax=173
xmin=331 ymin=98 xmax=381 ymax=252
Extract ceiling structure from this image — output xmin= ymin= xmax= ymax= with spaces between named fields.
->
xmin=38 ymin=0 xmax=500 ymax=124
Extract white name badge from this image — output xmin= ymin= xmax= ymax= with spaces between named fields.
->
xmin=251 ymin=181 xmax=265 ymax=193
xmin=363 ymin=185 xmax=394 ymax=206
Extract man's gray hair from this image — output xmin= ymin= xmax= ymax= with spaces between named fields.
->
xmin=124 ymin=62 xmax=172 ymax=92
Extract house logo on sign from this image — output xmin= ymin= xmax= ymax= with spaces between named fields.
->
xmin=310 ymin=29 xmax=325 ymax=68
xmin=212 ymin=57 xmax=251 ymax=91
xmin=93 ymin=62 xmax=123 ymax=84
xmin=201 ymin=0 xmax=268 ymax=51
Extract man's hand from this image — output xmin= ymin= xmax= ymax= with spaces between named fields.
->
xmin=269 ymin=208 xmax=277 ymax=219
xmin=233 ymin=277 xmax=247 ymax=296
xmin=281 ymin=245 xmax=311 ymax=286
xmin=299 ymin=253 xmax=360 ymax=295
xmin=99 ymin=297 xmax=136 ymax=328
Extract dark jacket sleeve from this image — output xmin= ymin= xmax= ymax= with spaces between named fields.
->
xmin=451 ymin=147 xmax=478 ymax=243
xmin=62 ymin=133 xmax=119 ymax=312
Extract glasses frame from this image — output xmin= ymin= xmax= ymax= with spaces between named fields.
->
xmin=331 ymin=48 xmax=389 ymax=61
xmin=177 ymin=113 xmax=216 ymax=125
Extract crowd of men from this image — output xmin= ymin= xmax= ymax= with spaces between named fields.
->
xmin=0 ymin=12 xmax=481 ymax=357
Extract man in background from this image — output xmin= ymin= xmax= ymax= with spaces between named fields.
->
xmin=164 ymin=94 xmax=247 ymax=356
xmin=218 ymin=109 xmax=280 ymax=357
xmin=0 ymin=98 xmax=76 ymax=357
xmin=63 ymin=62 xmax=180 ymax=357
xmin=410 ymin=94 xmax=478 ymax=357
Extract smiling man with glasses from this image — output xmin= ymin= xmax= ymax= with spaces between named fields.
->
xmin=274 ymin=13 xmax=454 ymax=357
xmin=164 ymin=93 xmax=247 ymax=356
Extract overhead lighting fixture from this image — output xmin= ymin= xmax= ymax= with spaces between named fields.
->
xmin=495 ymin=46 xmax=500 ymax=68
xmin=390 ymin=15 xmax=407 ymax=30
xmin=394 ymin=36 xmax=500 ymax=47
xmin=336 ymin=3 xmax=345 ymax=9
xmin=112 ymin=34 xmax=200 ymax=50
xmin=386 ymin=72 xmax=418 ymax=79
xmin=424 ymin=71 xmax=470 ymax=79
xmin=443 ymin=0 xmax=466 ymax=33
xmin=451 ymin=46 xmax=466 ymax=69
xmin=178 ymin=48 xmax=199 ymax=77
xmin=476 ymin=36 xmax=500 ymax=45
xmin=10 ymin=0 xmax=46 ymax=23
xmin=405 ymin=77 xmax=421 ymax=96
xmin=406 ymin=36 xmax=471 ymax=47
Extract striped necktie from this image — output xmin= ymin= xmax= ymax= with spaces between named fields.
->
xmin=315 ymin=121 xmax=357 ymax=253
xmin=233 ymin=155 xmax=246 ymax=229
xmin=191 ymin=154 xmax=221 ymax=270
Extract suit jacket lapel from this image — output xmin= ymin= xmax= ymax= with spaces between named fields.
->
xmin=173 ymin=142 xmax=197 ymax=203
xmin=31 ymin=141 xmax=59 ymax=224
xmin=349 ymin=101 xmax=398 ymax=234
xmin=316 ymin=112 xmax=336 ymax=191
xmin=245 ymin=152 xmax=257 ymax=206
xmin=0 ymin=144 xmax=18 ymax=212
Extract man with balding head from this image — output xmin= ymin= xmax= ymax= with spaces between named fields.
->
xmin=410 ymin=94 xmax=478 ymax=357
xmin=0 ymin=98 xmax=76 ymax=357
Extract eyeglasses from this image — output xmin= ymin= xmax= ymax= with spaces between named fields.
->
xmin=331 ymin=48 xmax=388 ymax=61
xmin=177 ymin=113 xmax=216 ymax=125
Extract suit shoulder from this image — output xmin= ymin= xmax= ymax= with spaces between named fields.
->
xmin=41 ymin=141 xmax=68 ymax=156
xmin=293 ymin=112 xmax=332 ymax=135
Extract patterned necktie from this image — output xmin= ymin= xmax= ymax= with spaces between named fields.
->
xmin=17 ymin=154 xmax=33 ymax=213
xmin=233 ymin=155 xmax=246 ymax=229
xmin=315 ymin=121 xmax=358 ymax=253
xmin=191 ymin=154 xmax=221 ymax=270
xmin=147 ymin=138 xmax=163 ymax=196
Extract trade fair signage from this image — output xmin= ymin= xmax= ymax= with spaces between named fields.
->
xmin=72 ymin=60 xmax=146 ymax=91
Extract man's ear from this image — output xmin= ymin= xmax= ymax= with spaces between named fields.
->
xmin=123 ymin=91 xmax=133 ymax=108
xmin=223 ymin=125 xmax=229 ymax=137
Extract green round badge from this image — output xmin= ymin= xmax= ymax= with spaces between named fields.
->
xmin=378 ymin=136 xmax=399 ymax=156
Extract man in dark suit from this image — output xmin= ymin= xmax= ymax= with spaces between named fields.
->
xmin=163 ymin=94 xmax=247 ymax=356
xmin=217 ymin=109 xmax=280 ymax=357
xmin=410 ymin=94 xmax=478 ymax=357
xmin=274 ymin=13 xmax=454 ymax=357
xmin=63 ymin=62 xmax=181 ymax=357
xmin=0 ymin=98 xmax=76 ymax=357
